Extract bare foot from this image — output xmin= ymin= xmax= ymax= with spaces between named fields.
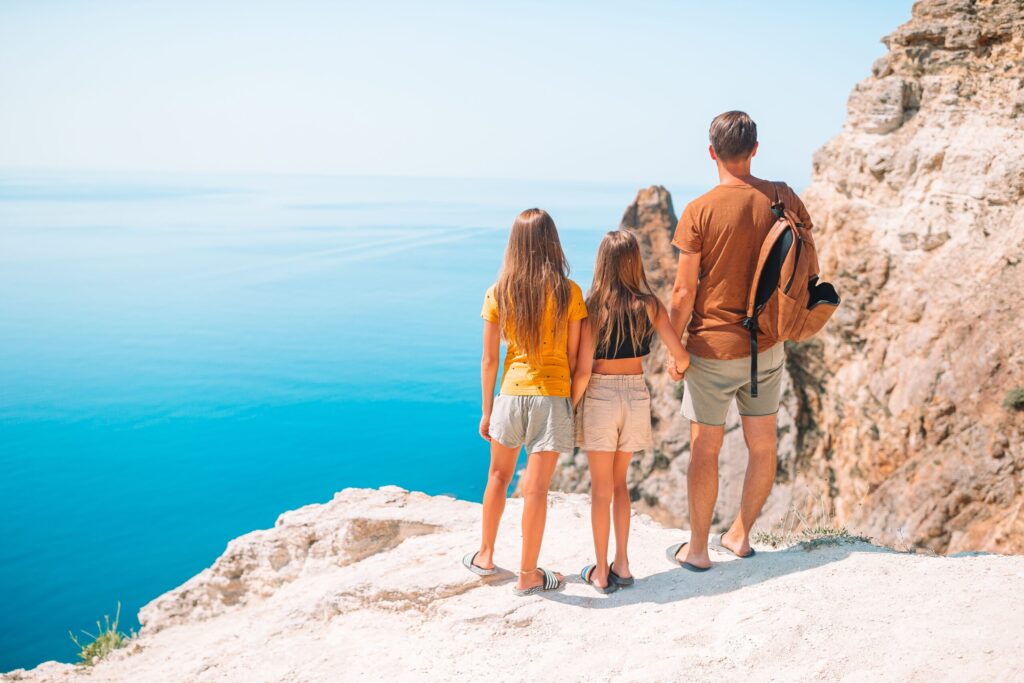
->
xmin=610 ymin=560 xmax=633 ymax=579
xmin=473 ymin=548 xmax=495 ymax=571
xmin=674 ymin=542 xmax=711 ymax=570
xmin=585 ymin=564 xmax=611 ymax=589
xmin=720 ymin=530 xmax=753 ymax=558
xmin=516 ymin=568 xmax=564 ymax=591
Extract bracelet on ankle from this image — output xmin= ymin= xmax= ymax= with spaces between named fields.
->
xmin=518 ymin=568 xmax=538 ymax=575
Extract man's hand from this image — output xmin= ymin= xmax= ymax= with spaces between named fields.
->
xmin=479 ymin=413 xmax=492 ymax=442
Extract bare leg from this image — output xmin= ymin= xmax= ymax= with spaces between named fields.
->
xmin=586 ymin=451 xmax=615 ymax=588
xmin=677 ymin=421 xmax=725 ymax=569
xmin=475 ymin=440 xmax=519 ymax=570
xmin=722 ymin=413 xmax=778 ymax=556
xmin=610 ymin=450 xmax=633 ymax=578
xmin=517 ymin=451 xmax=563 ymax=590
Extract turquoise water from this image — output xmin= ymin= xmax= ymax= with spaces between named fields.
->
xmin=0 ymin=171 xmax=695 ymax=670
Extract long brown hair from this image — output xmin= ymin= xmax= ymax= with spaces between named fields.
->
xmin=586 ymin=230 xmax=658 ymax=355
xmin=494 ymin=208 xmax=571 ymax=362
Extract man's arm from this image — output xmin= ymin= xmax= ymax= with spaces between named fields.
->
xmin=669 ymin=251 xmax=701 ymax=338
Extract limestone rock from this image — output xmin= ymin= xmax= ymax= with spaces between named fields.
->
xmin=5 ymin=488 xmax=1024 ymax=682
xmin=801 ymin=0 xmax=1024 ymax=553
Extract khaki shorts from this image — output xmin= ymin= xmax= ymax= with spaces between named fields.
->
xmin=488 ymin=394 xmax=575 ymax=454
xmin=575 ymin=374 xmax=653 ymax=452
xmin=681 ymin=344 xmax=785 ymax=426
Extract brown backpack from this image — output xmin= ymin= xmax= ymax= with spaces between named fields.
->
xmin=742 ymin=183 xmax=840 ymax=396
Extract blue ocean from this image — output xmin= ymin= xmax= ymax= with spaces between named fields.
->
xmin=0 ymin=171 xmax=697 ymax=670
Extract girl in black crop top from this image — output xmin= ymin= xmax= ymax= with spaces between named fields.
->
xmin=569 ymin=230 xmax=691 ymax=592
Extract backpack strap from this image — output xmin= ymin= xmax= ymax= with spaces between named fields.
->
xmin=743 ymin=182 xmax=786 ymax=398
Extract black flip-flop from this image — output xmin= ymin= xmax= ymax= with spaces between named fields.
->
xmin=581 ymin=564 xmax=619 ymax=594
xmin=609 ymin=562 xmax=634 ymax=587
xmin=665 ymin=542 xmax=711 ymax=572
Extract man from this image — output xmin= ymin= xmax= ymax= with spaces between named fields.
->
xmin=667 ymin=111 xmax=815 ymax=571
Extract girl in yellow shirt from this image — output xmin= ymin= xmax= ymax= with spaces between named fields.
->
xmin=462 ymin=208 xmax=587 ymax=596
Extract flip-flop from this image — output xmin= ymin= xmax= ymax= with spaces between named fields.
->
xmin=665 ymin=542 xmax=711 ymax=572
xmin=710 ymin=533 xmax=756 ymax=559
xmin=462 ymin=551 xmax=497 ymax=576
xmin=609 ymin=562 xmax=634 ymax=587
xmin=512 ymin=567 xmax=563 ymax=596
xmin=581 ymin=564 xmax=619 ymax=594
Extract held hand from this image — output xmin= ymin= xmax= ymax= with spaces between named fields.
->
xmin=479 ymin=413 xmax=492 ymax=442
xmin=674 ymin=350 xmax=691 ymax=377
xmin=667 ymin=362 xmax=684 ymax=385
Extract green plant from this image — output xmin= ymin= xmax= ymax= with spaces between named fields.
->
xmin=752 ymin=494 xmax=870 ymax=550
xmin=68 ymin=602 xmax=133 ymax=666
xmin=1004 ymin=387 xmax=1024 ymax=412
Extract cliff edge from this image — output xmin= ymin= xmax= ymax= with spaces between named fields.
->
xmin=5 ymin=488 xmax=1023 ymax=682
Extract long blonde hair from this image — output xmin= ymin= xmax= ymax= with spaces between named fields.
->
xmin=493 ymin=208 xmax=571 ymax=363
xmin=586 ymin=230 xmax=658 ymax=355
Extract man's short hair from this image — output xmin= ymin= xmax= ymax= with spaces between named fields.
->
xmin=709 ymin=111 xmax=757 ymax=161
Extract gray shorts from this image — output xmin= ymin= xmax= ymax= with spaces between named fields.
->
xmin=488 ymin=394 xmax=575 ymax=454
xmin=575 ymin=374 xmax=653 ymax=452
xmin=681 ymin=344 xmax=786 ymax=426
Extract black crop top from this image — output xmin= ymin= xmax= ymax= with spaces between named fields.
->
xmin=594 ymin=312 xmax=654 ymax=360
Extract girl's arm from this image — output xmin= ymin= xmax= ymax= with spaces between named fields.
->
xmin=567 ymin=318 xmax=582 ymax=376
xmin=653 ymin=299 xmax=690 ymax=378
xmin=479 ymin=320 xmax=501 ymax=441
xmin=571 ymin=321 xmax=595 ymax=408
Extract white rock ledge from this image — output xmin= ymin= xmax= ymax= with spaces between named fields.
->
xmin=4 ymin=487 xmax=1023 ymax=682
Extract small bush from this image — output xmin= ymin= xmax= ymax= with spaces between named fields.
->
xmin=752 ymin=495 xmax=870 ymax=550
xmin=799 ymin=526 xmax=871 ymax=550
xmin=69 ymin=602 xmax=133 ymax=666
xmin=752 ymin=529 xmax=788 ymax=548
xmin=1004 ymin=387 xmax=1024 ymax=412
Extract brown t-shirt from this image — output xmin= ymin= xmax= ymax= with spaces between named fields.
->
xmin=672 ymin=178 xmax=816 ymax=360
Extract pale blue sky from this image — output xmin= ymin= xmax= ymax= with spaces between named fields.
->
xmin=0 ymin=1 xmax=911 ymax=187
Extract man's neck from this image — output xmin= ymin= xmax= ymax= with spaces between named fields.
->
xmin=716 ymin=159 xmax=759 ymax=187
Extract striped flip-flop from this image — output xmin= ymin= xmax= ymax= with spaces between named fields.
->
xmin=462 ymin=551 xmax=497 ymax=576
xmin=512 ymin=568 xmax=563 ymax=596
xmin=581 ymin=564 xmax=619 ymax=594
xmin=665 ymin=542 xmax=711 ymax=572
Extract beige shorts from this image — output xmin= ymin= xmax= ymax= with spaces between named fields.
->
xmin=681 ymin=343 xmax=786 ymax=426
xmin=575 ymin=374 xmax=653 ymax=453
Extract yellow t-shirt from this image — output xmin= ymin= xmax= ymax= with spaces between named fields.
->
xmin=481 ymin=280 xmax=588 ymax=397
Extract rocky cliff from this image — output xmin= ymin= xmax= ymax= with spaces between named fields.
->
xmin=6 ymin=488 xmax=1024 ymax=682
xmin=800 ymin=0 xmax=1024 ymax=553
xmin=549 ymin=0 xmax=1024 ymax=554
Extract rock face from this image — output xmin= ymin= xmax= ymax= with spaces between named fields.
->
xmin=800 ymin=0 xmax=1024 ymax=553
xmin=551 ymin=0 xmax=1024 ymax=555
xmin=6 ymin=488 xmax=1024 ymax=682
